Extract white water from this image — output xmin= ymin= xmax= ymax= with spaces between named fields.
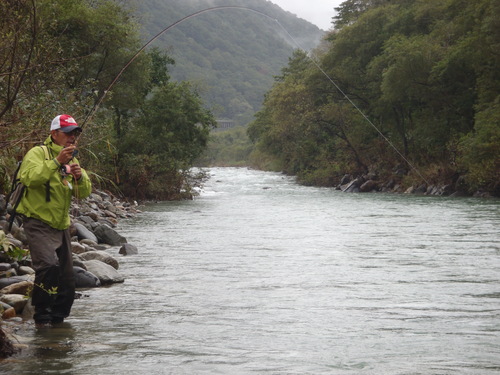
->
xmin=2 ymin=167 xmax=500 ymax=374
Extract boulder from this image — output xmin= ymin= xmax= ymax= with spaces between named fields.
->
xmin=0 ymin=275 xmax=31 ymax=289
xmin=73 ymin=266 xmax=101 ymax=288
xmin=0 ymin=280 xmax=33 ymax=295
xmin=71 ymin=241 xmax=87 ymax=255
xmin=93 ymin=223 xmax=127 ymax=246
xmin=17 ymin=266 xmax=35 ymax=276
xmin=360 ymin=180 xmax=378 ymax=192
xmin=0 ymin=294 xmax=27 ymax=314
xmin=0 ymin=263 xmax=11 ymax=271
xmin=83 ymin=260 xmax=124 ymax=285
xmin=21 ymin=298 xmax=35 ymax=320
xmin=2 ymin=306 xmax=16 ymax=320
xmin=78 ymin=251 xmax=119 ymax=270
xmin=119 ymin=243 xmax=138 ymax=256
xmin=74 ymin=222 xmax=99 ymax=243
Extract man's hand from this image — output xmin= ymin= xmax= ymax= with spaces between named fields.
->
xmin=56 ymin=145 xmax=77 ymax=165
xmin=69 ymin=163 xmax=82 ymax=180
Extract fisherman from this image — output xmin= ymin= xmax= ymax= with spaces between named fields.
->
xmin=16 ymin=114 xmax=92 ymax=327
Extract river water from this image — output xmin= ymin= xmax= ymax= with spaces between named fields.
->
xmin=2 ymin=167 xmax=499 ymax=374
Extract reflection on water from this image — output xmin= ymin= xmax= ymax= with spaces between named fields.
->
xmin=1 ymin=167 xmax=499 ymax=374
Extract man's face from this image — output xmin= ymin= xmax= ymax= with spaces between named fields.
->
xmin=51 ymin=129 xmax=80 ymax=147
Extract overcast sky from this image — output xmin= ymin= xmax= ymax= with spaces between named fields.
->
xmin=270 ymin=0 xmax=344 ymax=30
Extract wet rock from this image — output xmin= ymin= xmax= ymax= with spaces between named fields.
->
xmin=0 ymin=294 xmax=27 ymax=314
xmin=73 ymin=266 xmax=101 ymax=288
xmin=0 ymin=276 xmax=31 ymax=289
xmin=0 ymin=263 xmax=11 ymax=272
xmin=0 ymin=281 xmax=33 ymax=296
xmin=83 ymin=260 xmax=124 ymax=285
xmin=359 ymin=180 xmax=378 ymax=192
xmin=78 ymin=251 xmax=119 ymax=270
xmin=119 ymin=244 xmax=138 ymax=256
xmin=71 ymin=241 xmax=87 ymax=254
xmin=2 ymin=307 xmax=16 ymax=320
xmin=21 ymin=298 xmax=34 ymax=320
xmin=93 ymin=223 xmax=127 ymax=246
xmin=74 ymin=222 xmax=99 ymax=243
xmin=17 ymin=266 xmax=35 ymax=276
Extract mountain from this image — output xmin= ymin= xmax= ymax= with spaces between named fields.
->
xmin=127 ymin=0 xmax=326 ymax=125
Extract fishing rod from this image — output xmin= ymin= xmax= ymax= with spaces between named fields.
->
xmin=78 ymin=5 xmax=429 ymax=185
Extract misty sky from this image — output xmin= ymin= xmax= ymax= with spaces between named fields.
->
xmin=270 ymin=0 xmax=343 ymax=30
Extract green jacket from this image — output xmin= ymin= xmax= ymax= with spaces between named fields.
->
xmin=16 ymin=136 xmax=92 ymax=230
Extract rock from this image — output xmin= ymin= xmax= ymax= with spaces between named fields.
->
xmin=2 ymin=306 xmax=16 ymax=320
xmin=71 ymin=241 xmax=87 ymax=254
xmin=343 ymin=177 xmax=364 ymax=193
xmin=340 ymin=174 xmax=351 ymax=185
xmin=80 ymin=238 xmax=99 ymax=248
xmin=73 ymin=266 xmax=101 ymax=288
xmin=17 ymin=266 xmax=35 ymax=276
xmin=0 ymin=276 xmax=31 ymax=289
xmin=83 ymin=260 xmax=124 ymax=285
xmin=0 ymin=294 xmax=28 ymax=313
xmin=360 ymin=180 xmax=378 ymax=192
xmin=72 ymin=255 xmax=86 ymax=270
xmin=21 ymin=298 xmax=35 ymax=320
xmin=74 ymin=222 xmax=99 ymax=243
xmin=93 ymin=223 xmax=127 ymax=246
xmin=0 ymin=268 xmax=17 ymax=278
xmin=119 ymin=243 xmax=138 ymax=256
xmin=0 ymin=263 xmax=11 ymax=271
xmin=77 ymin=215 xmax=96 ymax=226
xmin=0 ymin=301 xmax=11 ymax=312
xmin=78 ymin=251 xmax=119 ymax=270
xmin=0 ymin=281 xmax=33 ymax=295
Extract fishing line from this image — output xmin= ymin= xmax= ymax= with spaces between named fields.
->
xmin=79 ymin=5 xmax=429 ymax=185
xmin=276 ymin=26 xmax=431 ymax=185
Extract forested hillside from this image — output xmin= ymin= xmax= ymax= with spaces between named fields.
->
xmin=0 ymin=0 xmax=217 ymax=200
xmin=248 ymin=0 xmax=500 ymax=196
xmin=128 ymin=0 xmax=325 ymax=125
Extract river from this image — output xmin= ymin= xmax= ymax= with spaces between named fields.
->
xmin=2 ymin=167 xmax=499 ymax=374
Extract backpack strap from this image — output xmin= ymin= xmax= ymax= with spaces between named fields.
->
xmin=39 ymin=145 xmax=51 ymax=202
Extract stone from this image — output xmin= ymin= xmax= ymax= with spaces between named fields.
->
xmin=78 ymin=251 xmax=119 ymax=270
xmin=17 ymin=266 xmax=35 ymax=276
xmin=73 ymin=266 xmax=101 ymax=288
xmin=0 ymin=280 xmax=33 ymax=296
xmin=71 ymin=241 xmax=87 ymax=254
xmin=119 ymin=243 xmax=138 ymax=256
xmin=74 ymin=222 xmax=99 ymax=243
xmin=2 ymin=306 xmax=16 ymax=320
xmin=21 ymin=298 xmax=35 ymax=320
xmin=0 ymin=263 xmax=11 ymax=271
xmin=0 ymin=294 xmax=28 ymax=314
xmin=83 ymin=260 xmax=124 ymax=285
xmin=0 ymin=269 xmax=16 ymax=278
xmin=80 ymin=238 xmax=99 ymax=248
xmin=360 ymin=180 xmax=378 ymax=192
xmin=93 ymin=223 xmax=127 ymax=246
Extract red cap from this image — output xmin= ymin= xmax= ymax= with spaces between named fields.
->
xmin=50 ymin=114 xmax=82 ymax=133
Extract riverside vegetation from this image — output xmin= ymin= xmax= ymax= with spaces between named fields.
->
xmin=246 ymin=0 xmax=499 ymax=197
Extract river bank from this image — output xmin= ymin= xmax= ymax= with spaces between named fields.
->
xmin=0 ymin=190 xmax=141 ymax=357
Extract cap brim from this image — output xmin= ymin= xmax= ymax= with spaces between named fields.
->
xmin=59 ymin=126 xmax=82 ymax=133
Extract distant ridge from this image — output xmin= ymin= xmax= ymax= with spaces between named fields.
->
xmin=128 ymin=0 xmax=325 ymax=125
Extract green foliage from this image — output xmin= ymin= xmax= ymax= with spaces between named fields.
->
xmin=0 ymin=0 xmax=220 ymax=200
xmin=0 ymin=230 xmax=28 ymax=262
xmin=117 ymin=81 xmax=216 ymax=200
xmin=249 ymin=0 xmax=500 ymax=193
xmin=197 ymin=126 xmax=254 ymax=167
